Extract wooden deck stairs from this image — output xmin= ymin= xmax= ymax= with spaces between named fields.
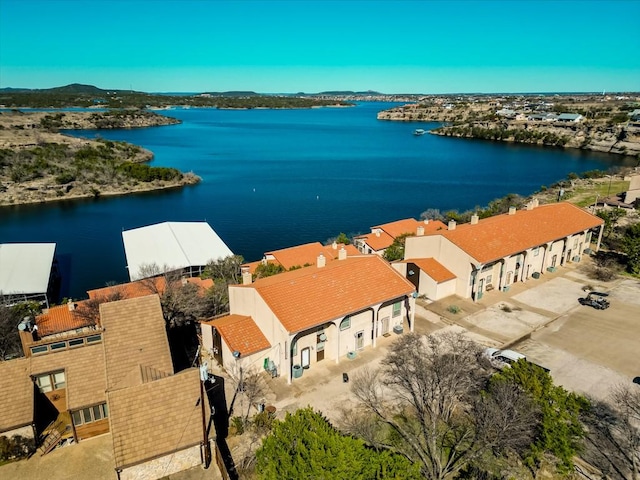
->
xmin=39 ymin=412 xmax=73 ymax=456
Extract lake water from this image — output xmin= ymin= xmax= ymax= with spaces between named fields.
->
xmin=0 ymin=102 xmax=626 ymax=299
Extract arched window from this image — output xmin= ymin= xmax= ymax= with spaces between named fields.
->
xmin=339 ymin=317 xmax=351 ymax=331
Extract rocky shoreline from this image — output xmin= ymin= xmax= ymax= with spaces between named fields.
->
xmin=377 ymin=103 xmax=640 ymax=157
xmin=0 ymin=110 xmax=198 ymax=207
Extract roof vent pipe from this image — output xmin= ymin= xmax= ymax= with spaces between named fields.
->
xmin=508 ymin=206 xmax=517 ymax=215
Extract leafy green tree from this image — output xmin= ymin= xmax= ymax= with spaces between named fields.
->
xmin=623 ymin=222 xmax=640 ymax=274
xmin=256 ymin=407 xmax=420 ymax=480
xmin=254 ymin=262 xmax=285 ymax=279
xmin=383 ymin=233 xmax=412 ymax=262
xmin=597 ymin=209 xmax=627 ymax=241
xmin=335 ymin=232 xmax=351 ymax=245
xmin=491 ymin=360 xmax=589 ymax=474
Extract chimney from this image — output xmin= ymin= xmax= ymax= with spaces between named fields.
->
xmin=508 ymin=206 xmax=517 ymax=215
xmin=532 ymin=198 xmax=539 ymax=208
xmin=241 ymin=266 xmax=252 ymax=285
xmin=417 ymin=225 xmax=425 ymax=236
xmin=338 ymin=246 xmax=347 ymax=260
xmin=67 ymin=300 xmax=76 ymax=311
xmin=375 ymin=230 xmax=380 ymax=237
xmin=423 ymin=219 xmax=430 ymax=225
xmin=332 ymin=241 xmax=337 ymax=250
xmin=317 ymin=253 xmax=326 ymax=268
xmin=470 ymin=214 xmax=479 ymax=225
xmin=448 ymin=220 xmax=456 ymax=230
xmin=181 ymin=277 xmax=188 ymax=286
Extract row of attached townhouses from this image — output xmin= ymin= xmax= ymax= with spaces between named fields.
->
xmin=394 ymin=201 xmax=604 ymax=301
xmin=201 ymin=254 xmax=417 ymax=384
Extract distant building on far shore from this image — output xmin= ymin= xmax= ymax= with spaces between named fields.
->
xmin=122 ymin=221 xmax=233 ymax=281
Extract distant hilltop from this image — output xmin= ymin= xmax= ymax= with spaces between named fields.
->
xmin=0 ymin=83 xmax=139 ymax=95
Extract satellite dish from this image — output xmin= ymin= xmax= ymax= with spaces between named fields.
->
xmin=319 ymin=333 xmax=327 ymax=342
xmin=18 ymin=322 xmax=27 ymax=331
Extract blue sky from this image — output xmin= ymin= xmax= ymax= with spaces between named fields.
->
xmin=1 ymin=0 xmax=639 ymax=93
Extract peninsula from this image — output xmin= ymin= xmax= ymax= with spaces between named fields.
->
xmin=376 ymin=93 xmax=640 ymax=157
xmin=0 ymin=109 xmax=198 ymax=207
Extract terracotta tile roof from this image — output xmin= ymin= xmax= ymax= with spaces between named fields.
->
xmin=357 ymin=230 xmax=394 ymax=251
xmin=201 ymin=315 xmax=270 ymax=357
xmin=36 ymin=301 xmax=96 ymax=337
xmin=243 ymin=242 xmax=359 ymax=274
xmin=108 ymin=368 xmax=203 ymax=469
xmin=403 ymin=258 xmax=457 ymax=283
xmin=431 ymin=203 xmax=604 ymax=264
xmin=29 ymin=343 xmax=106 ymax=410
xmin=184 ymin=277 xmax=214 ymax=289
xmin=100 ymin=295 xmax=174 ymax=391
xmin=241 ymin=255 xmax=416 ymax=333
xmin=356 ymin=218 xmax=447 ymax=252
xmin=87 ymin=277 xmax=166 ymax=300
xmin=322 ymin=243 xmax=360 ymax=259
xmin=0 ymin=358 xmax=33 ymax=431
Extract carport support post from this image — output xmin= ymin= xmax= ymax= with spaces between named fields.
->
xmin=595 ymin=224 xmax=604 ymax=252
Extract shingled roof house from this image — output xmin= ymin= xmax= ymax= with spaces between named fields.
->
xmin=201 ymin=254 xmax=417 ymax=384
xmin=396 ymin=201 xmax=604 ymax=301
xmin=1 ymin=295 xmax=210 ymax=480
xmin=354 ymin=218 xmax=447 ymax=256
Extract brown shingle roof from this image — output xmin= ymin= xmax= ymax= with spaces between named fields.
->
xmin=431 ymin=203 xmax=603 ymax=264
xmin=201 ymin=315 xmax=270 ymax=357
xmin=403 ymin=258 xmax=457 ymax=283
xmin=100 ymin=295 xmax=173 ymax=391
xmin=29 ymin=343 xmax=106 ymax=410
xmin=108 ymin=368 xmax=203 ymax=469
xmin=0 ymin=358 xmax=33 ymax=432
xmin=242 ymin=256 xmax=416 ymax=333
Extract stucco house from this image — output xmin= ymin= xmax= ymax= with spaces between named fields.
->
xmin=397 ymin=201 xmax=604 ymax=301
xmin=354 ymin=218 xmax=447 ymax=256
xmin=200 ymin=254 xmax=417 ymax=384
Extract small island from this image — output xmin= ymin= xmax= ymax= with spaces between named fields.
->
xmin=0 ymin=109 xmax=198 ymax=206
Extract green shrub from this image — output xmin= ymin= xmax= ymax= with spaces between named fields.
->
xmin=447 ymin=305 xmax=460 ymax=314
xmin=55 ymin=172 xmax=75 ymax=184
xmin=0 ymin=435 xmax=35 ymax=461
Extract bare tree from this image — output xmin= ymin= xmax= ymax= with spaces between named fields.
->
xmin=348 ymin=332 xmax=537 ymax=480
xmin=73 ymin=290 xmax=125 ymax=325
xmin=0 ymin=302 xmax=24 ymax=360
xmin=583 ymin=385 xmax=640 ymax=480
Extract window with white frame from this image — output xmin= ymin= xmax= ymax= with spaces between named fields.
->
xmin=35 ymin=371 xmax=66 ymax=393
xmin=392 ymin=302 xmax=401 ymax=317
xmin=340 ymin=317 xmax=351 ymax=330
xmin=533 ymin=247 xmax=540 ymax=256
xmin=72 ymin=403 xmax=108 ymax=426
xmin=573 ymin=238 xmax=578 ymax=249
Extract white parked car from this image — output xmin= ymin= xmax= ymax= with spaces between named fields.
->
xmin=484 ymin=347 xmax=526 ymax=367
